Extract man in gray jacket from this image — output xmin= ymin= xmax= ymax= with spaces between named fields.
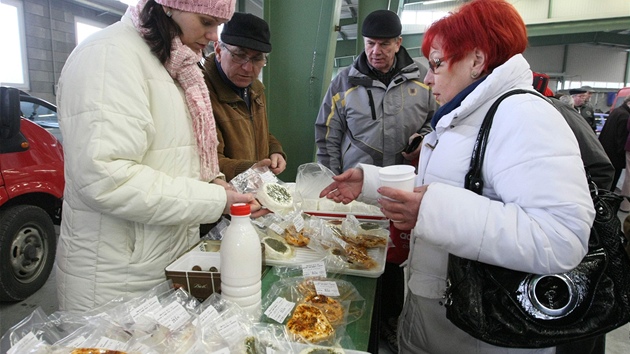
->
xmin=314 ymin=9 xmax=436 ymax=352
xmin=315 ymin=9 xmax=436 ymax=175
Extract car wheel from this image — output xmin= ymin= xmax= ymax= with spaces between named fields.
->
xmin=0 ymin=205 xmax=56 ymax=301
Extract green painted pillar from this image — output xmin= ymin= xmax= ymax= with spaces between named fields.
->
xmin=263 ymin=0 xmax=341 ymax=182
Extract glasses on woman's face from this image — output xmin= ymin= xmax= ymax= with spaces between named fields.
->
xmin=222 ymin=45 xmax=267 ymax=68
xmin=428 ymin=57 xmax=446 ymax=73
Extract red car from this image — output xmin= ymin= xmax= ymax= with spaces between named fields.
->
xmin=0 ymin=86 xmax=64 ymax=301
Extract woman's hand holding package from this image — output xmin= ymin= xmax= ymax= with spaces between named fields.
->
xmin=224 ymin=190 xmax=268 ymax=218
xmin=378 ymin=185 xmax=428 ymax=230
xmin=319 ymin=168 xmax=364 ymax=204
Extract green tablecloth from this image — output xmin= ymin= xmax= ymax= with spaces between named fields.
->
xmin=261 ymin=268 xmax=379 ymax=352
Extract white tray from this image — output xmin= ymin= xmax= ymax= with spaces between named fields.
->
xmin=264 ymin=244 xmax=387 ymax=279
xmin=192 ymin=243 xmax=387 ymax=278
xmin=289 ymin=342 xmax=369 ymax=354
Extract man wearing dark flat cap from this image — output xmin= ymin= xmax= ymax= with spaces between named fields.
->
xmin=315 ymin=9 xmax=436 ymax=353
xmin=316 ymin=9 xmax=436 ymax=173
xmin=570 ymin=87 xmax=596 ymax=132
xmin=201 ymin=12 xmax=286 ymax=182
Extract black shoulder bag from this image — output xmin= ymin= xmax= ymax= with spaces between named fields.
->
xmin=443 ymin=89 xmax=630 ymax=348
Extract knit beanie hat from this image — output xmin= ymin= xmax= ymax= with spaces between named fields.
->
xmin=155 ymin=0 xmax=236 ymax=20
xmin=221 ymin=12 xmax=272 ymax=53
xmin=362 ymin=9 xmax=402 ymax=38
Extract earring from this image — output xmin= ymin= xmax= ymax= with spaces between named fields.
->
xmin=471 ymin=71 xmax=478 ymax=79
xmin=166 ymin=10 xmax=172 ymax=17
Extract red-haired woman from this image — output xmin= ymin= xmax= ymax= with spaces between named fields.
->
xmin=320 ymin=0 xmax=594 ymax=352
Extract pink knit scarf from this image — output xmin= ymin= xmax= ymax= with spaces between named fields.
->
xmin=128 ymin=0 xmax=219 ymax=181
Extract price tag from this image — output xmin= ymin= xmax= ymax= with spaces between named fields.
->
xmin=302 ymin=261 xmax=327 ymax=277
xmin=154 ymin=301 xmax=191 ymax=331
xmin=216 ymin=315 xmax=244 ymax=342
xmin=269 ymin=223 xmax=285 ymax=235
xmin=260 ymin=171 xmax=277 ymax=183
xmin=264 ymin=297 xmax=295 ymax=323
xmin=313 ymin=280 xmax=340 ymax=297
xmin=7 ymin=332 xmax=44 ymax=354
xmin=332 ymin=235 xmax=348 ymax=250
xmin=95 ymin=337 xmax=127 ymax=351
xmin=64 ymin=336 xmax=87 ymax=348
xmin=251 ymin=218 xmax=265 ymax=228
xmin=130 ymin=296 xmax=161 ymax=322
xmin=129 ymin=342 xmax=152 ymax=353
xmin=292 ymin=213 xmax=305 ymax=232
xmin=196 ymin=305 xmax=220 ymax=327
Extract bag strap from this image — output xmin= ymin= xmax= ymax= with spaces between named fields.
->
xmin=464 ymin=89 xmax=537 ymax=195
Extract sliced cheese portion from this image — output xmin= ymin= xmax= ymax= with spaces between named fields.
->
xmin=262 ymin=234 xmax=295 ymax=260
xmin=257 ymin=182 xmax=294 ymax=214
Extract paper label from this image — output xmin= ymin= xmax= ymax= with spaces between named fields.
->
xmin=210 ymin=348 xmax=231 ymax=354
xmin=130 ymin=296 xmax=161 ymax=322
xmin=64 ymin=335 xmax=87 ymax=348
xmin=269 ymin=223 xmax=285 ymax=235
xmin=197 ymin=304 xmax=220 ymax=327
xmin=302 ymin=261 xmax=327 ymax=277
xmin=313 ymin=280 xmax=340 ymax=297
xmin=216 ymin=315 xmax=244 ymax=342
xmin=332 ymin=235 xmax=348 ymax=250
xmin=7 ymin=332 xmax=44 ymax=354
xmin=95 ymin=337 xmax=127 ymax=351
xmin=264 ymin=297 xmax=295 ymax=323
xmin=154 ymin=301 xmax=192 ymax=331
xmin=260 ymin=171 xmax=277 ymax=183
xmin=292 ymin=213 xmax=305 ymax=232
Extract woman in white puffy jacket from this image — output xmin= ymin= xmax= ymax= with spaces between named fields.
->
xmin=55 ymin=0 xmax=263 ymax=312
xmin=320 ymin=0 xmax=595 ymax=353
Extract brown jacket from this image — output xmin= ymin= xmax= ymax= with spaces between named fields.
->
xmin=202 ymin=53 xmax=285 ymax=181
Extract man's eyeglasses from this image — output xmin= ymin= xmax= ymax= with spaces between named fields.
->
xmin=222 ymin=45 xmax=267 ymax=68
xmin=428 ymin=57 xmax=446 ymax=73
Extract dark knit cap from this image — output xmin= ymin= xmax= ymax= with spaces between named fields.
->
xmin=569 ymin=88 xmax=587 ymax=95
xmin=221 ymin=12 xmax=271 ymax=53
xmin=361 ymin=10 xmax=402 ymax=39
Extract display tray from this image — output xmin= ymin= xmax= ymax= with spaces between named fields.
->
xmin=191 ymin=238 xmax=388 ymax=279
xmin=304 ymin=210 xmax=387 ymax=221
xmin=289 ymin=342 xmax=370 ymax=354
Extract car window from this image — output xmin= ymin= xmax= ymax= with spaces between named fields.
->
xmin=19 ymin=98 xmax=62 ymax=143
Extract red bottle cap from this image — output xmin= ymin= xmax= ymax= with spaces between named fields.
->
xmin=230 ymin=203 xmax=251 ymax=216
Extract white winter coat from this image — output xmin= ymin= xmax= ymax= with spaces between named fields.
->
xmin=55 ymin=14 xmax=227 ymax=311
xmin=360 ymin=54 xmax=595 ymax=299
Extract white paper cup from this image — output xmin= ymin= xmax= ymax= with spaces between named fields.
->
xmin=378 ymin=165 xmax=416 ymax=193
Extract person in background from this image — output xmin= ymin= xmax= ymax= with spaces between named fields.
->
xmin=314 ymin=10 xmax=437 ymax=352
xmin=533 ymin=73 xmax=614 ymax=192
xmin=55 ymin=0 xmax=263 ymax=312
xmin=598 ymin=94 xmax=630 ymax=194
xmin=319 ymin=1 xmax=594 ymax=353
xmin=613 ymin=96 xmax=630 ymax=212
xmin=571 ymin=87 xmax=596 ymax=132
xmin=201 ymin=12 xmax=286 ymax=182
xmin=559 ymin=94 xmax=575 ymax=108
xmin=315 ymin=9 xmax=436 ymax=174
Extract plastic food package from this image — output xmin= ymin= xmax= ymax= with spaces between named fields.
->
xmin=229 ymin=165 xmax=280 ymax=194
xmin=260 ymin=276 xmax=365 ymax=346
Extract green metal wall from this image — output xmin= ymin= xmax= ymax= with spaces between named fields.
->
xmin=263 ymin=0 xmax=341 ymax=182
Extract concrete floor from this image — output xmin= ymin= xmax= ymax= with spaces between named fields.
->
xmin=2 ymin=219 xmax=630 ymax=353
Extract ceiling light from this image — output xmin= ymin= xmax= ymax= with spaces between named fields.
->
xmin=422 ymin=0 xmax=454 ymax=5
xmin=118 ymin=0 xmax=138 ymax=6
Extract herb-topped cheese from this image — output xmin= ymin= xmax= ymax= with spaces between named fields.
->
xmin=256 ymin=182 xmax=293 ymax=213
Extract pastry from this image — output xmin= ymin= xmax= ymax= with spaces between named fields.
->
xmin=287 ymin=304 xmax=335 ymax=343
